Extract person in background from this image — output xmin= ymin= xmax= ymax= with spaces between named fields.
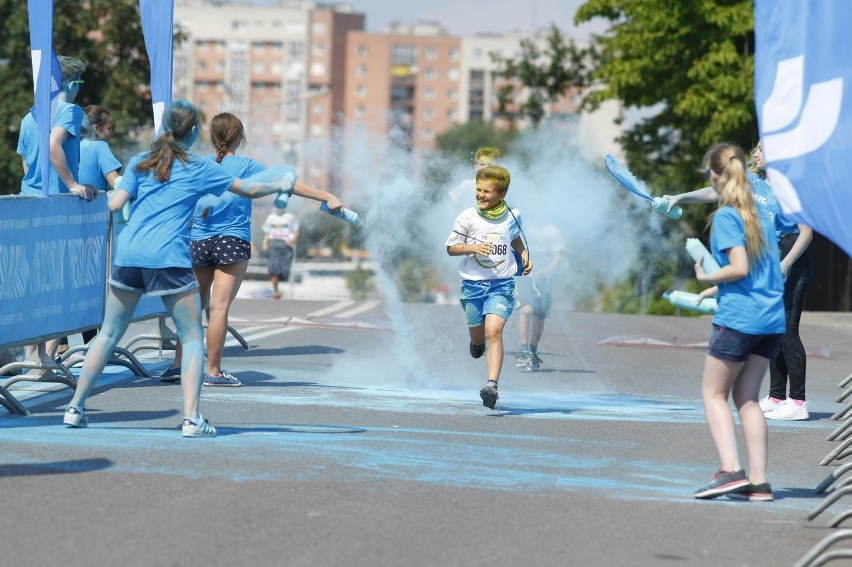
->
xmin=690 ymin=143 xmax=785 ymax=502
xmin=447 ymin=147 xmax=503 ymax=206
xmin=17 ymin=55 xmax=96 ymax=363
xmin=262 ymin=204 xmax=300 ymax=301
xmin=515 ymin=224 xmax=566 ymax=371
xmin=56 ymin=104 xmax=124 ymax=361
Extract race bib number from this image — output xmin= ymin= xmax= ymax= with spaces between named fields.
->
xmin=474 ymin=232 xmax=510 ymax=268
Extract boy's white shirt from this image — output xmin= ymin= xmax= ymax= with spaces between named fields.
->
xmin=446 ymin=206 xmax=522 ymax=281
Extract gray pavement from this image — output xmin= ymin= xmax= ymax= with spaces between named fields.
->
xmin=2 ymin=298 xmax=852 ymax=566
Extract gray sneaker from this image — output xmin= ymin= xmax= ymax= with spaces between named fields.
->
xmin=182 ymin=415 xmax=217 ymax=438
xmin=479 ymin=381 xmax=499 ymax=409
xmin=203 ymin=370 xmax=242 ymax=387
xmin=694 ymin=469 xmax=749 ymax=499
xmin=64 ymin=406 xmax=87 ymax=428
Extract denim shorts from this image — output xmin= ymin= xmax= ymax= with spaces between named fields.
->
xmin=515 ymin=277 xmax=553 ymax=319
xmin=707 ymin=324 xmax=782 ymax=362
xmin=190 ymin=235 xmax=251 ymax=267
xmin=110 ymin=266 xmax=198 ymax=297
xmin=460 ymin=278 xmax=515 ymax=327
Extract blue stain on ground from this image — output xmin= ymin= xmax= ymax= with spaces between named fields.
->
xmin=0 ymin=379 xmax=820 ymax=511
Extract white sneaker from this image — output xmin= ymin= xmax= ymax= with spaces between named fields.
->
xmin=182 ymin=415 xmax=217 ymax=438
xmin=765 ymin=399 xmax=809 ymax=421
xmin=759 ymin=396 xmax=782 ymax=413
xmin=64 ymin=406 xmax=87 ymax=428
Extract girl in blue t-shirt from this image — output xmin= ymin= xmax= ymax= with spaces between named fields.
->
xmin=690 ymin=143 xmax=785 ymax=503
xmin=159 ymin=112 xmax=347 ymax=388
xmin=62 ymin=100 xmax=293 ymax=438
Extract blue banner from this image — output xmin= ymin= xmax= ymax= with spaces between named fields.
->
xmin=755 ymin=0 xmax=852 ymax=256
xmin=140 ymin=0 xmax=174 ymax=136
xmin=0 ymin=196 xmax=109 ymax=348
xmin=27 ymin=0 xmax=62 ymax=197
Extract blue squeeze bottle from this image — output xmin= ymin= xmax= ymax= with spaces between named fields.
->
xmin=685 ymin=238 xmax=721 ymax=274
xmin=320 ymin=201 xmax=360 ymax=225
xmin=652 ymin=196 xmax=683 ymax=219
xmin=663 ymin=290 xmax=718 ymax=315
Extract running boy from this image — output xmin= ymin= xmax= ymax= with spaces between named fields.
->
xmin=446 ymin=165 xmax=532 ymax=408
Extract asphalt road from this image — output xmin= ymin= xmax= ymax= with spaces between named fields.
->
xmin=2 ymin=298 xmax=852 ymax=566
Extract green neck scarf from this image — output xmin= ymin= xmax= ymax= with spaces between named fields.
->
xmin=476 ymin=199 xmax=507 ymax=220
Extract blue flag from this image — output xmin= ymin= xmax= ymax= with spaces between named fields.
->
xmin=755 ymin=0 xmax=852 ymax=256
xmin=27 ymin=0 xmax=62 ymax=197
xmin=140 ymin=0 xmax=174 ymax=136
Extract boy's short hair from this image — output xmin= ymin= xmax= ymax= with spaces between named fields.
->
xmin=476 ymin=165 xmax=510 ymax=193
xmin=475 ymin=147 xmax=502 ymax=167
xmin=57 ymin=55 xmax=87 ymax=83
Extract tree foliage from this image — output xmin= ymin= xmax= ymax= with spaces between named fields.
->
xmin=574 ymin=0 xmax=757 ymax=203
xmin=490 ymin=24 xmax=596 ymax=127
xmin=0 ymin=0 xmax=184 ymax=195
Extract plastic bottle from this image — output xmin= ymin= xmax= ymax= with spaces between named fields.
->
xmin=663 ymin=290 xmax=718 ymax=315
xmin=685 ymin=237 xmax=721 ymax=274
xmin=320 ymin=201 xmax=361 ymax=225
xmin=110 ymin=176 xmax=132 ymax=223
xmin=273 ymin=190 xmax=291 ymax=209
xmin=652 ymin=196 xmax=683 ymax=219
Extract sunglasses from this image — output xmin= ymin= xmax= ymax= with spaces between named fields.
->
xmin=66 ymin=79 xmax=84 ymax=88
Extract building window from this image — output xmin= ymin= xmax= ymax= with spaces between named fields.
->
xmin=424 ymin=87 xmax=435 ymax=100
xmin=355 ymin=84 xmax=366 ymax=98
xmin=422 ymin=127 xmax=434 ymax=141
xmin=448 ymin=88 xmax=458 ymax=101
xmin=425 ymin=47 xmax=436 ymax=60
xmin=391 ymin=44 xmax=417 ymax=65
xmin=357 ymin=64 xmax=367 ymax=77
xmin=288 ymin=41 xmax=305 ymax=56
xmin=217 ymin=60 xmax=226 ymax=71
xmin=355 ymin=105 xmax=366 ymax=118
xmin=253 ymin=62 xmax=265 ymax=74
xmin=310 ymin=123 xmax=323 ymax=136
xmin=423 ymin=107 xmax=434 ymax=120
xmin=312 ymin=102 xmax=324 ymax=115
xmin=197 ymin=82 xmax=209 ymax=92
xmin=474 ymin=48 xmax=484 ymax=60
xmin=424 ymin=67 xmax=435 ymax=80
xmin=449 ymin=47 xmax=459 ymax=61
xmin=286 ymin=80 xmax=301 ymax=98
xmin=310 ymin=62 xmax=326 ymax=77
xmin=447 ymin=108 xmax=457 ymax=121
xmin=448 ymin=68 xmax=459 ymax=81
xmin=357 ymin=44 xmax=368 ymax=57
xmin=313 ymin=21 xmax=326 ymax=34
xmin=312 ymin=42 xmax=325 ymax=56
xmin=197 ymin=60 xmax=207 ymax=71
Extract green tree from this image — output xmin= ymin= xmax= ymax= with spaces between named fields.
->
xmin=575 ymin=0 xmax=757 ymax=205
xmin=0 ymin=0 xmax=184 ymax=195
xmin=489 ymin=24 xmax=596 ymax=127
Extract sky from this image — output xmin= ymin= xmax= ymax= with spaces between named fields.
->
xmin=249 ymin=0 xmax=607 ymax=40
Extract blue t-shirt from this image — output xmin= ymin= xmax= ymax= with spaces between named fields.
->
xmin=114 ymin=153 xmax=236 ymax=268
xmin=190 ymin=155 xmax=266 ymax=242
xmin=748 ymin=172 xmax=799 ymax=239
xmin=710 ymin=206 xmax=785 ymax=335
xmin=17 ymin=101 xmax=83 ymax=195
xmin=79 ymin=139 xmax=122 ymax=191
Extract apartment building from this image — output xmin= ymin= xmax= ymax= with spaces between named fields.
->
xmin=171 ymin=1 xmax=585 ymax=194
xmin=173 ymin=1 xmax=354 ymax=175
xmin=343 ymin=22 xmax=462 ymax=153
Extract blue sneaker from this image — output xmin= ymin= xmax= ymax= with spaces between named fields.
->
xmin=159 ymin=366 xmax=181 ymax=383
xmin=203 ymin=370 xmax=242 ymax=387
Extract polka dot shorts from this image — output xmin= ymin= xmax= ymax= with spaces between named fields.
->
xmin=190 ymin=235 xmax=251 ymax=267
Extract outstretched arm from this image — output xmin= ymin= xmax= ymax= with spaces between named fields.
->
xmin=292 ymin=180 xmax=342 ymax=211
xmin=662 ymin=186 xmax=718 ymax=211
xmin=229 ymin=175 xmax=292 ymax=199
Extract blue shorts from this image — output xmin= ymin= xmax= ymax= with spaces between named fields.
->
xmin=459 ymin=278 xmax=515 ymax=327
xmin=515 ymin=277 xmax=553 ymax=319
xmin=707 ymin=324 xmax=782 ymax=362
xmin=110 ymin=266 xmax=198 ymax=297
